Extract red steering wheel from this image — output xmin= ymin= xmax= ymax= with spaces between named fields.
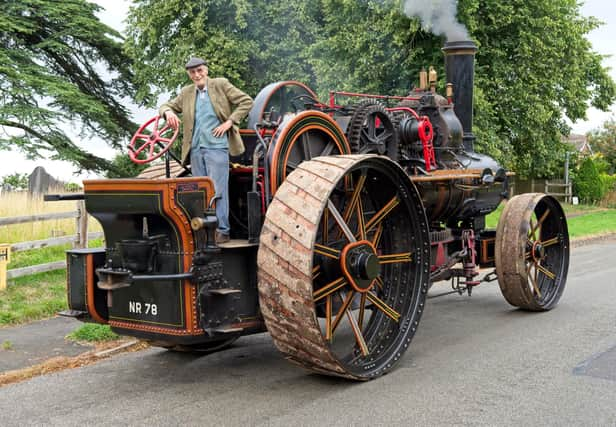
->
xmin=129 ymin=115 xmax=179 ymax=164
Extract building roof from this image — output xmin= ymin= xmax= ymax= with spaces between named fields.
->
xmin=563 ymin=134 xmax=593 ymax=154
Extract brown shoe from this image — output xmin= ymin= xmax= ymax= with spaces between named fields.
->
xmin=215 ymin=231 xmax=230 ymax=244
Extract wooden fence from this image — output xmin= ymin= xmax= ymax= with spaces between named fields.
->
xmin=1 ymin=200 xmax=103 ymax=282
xmin=511 ymin=178 xmax=572 ymax=203
xmin=544 ymin=179 xmax=572 ymax=203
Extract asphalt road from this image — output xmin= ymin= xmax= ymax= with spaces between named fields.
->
xmin=1 ymin=241 xmax=615 ymax=426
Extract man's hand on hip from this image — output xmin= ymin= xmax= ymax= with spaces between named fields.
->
xmin=212 ymin=119 xmax=233 ymax=138
xmin=164 ymin=111 xmax=180 ymax=130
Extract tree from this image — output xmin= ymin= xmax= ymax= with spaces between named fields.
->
xmin=105 ymin=151 xmax=149 ymax=178
xmin=124 ymin=0 xmax=321 ymax=102
xmin=573 ymin=155 xmax=607 ymax=203
xmin=1 ymin=172 xmax=28 ymax=190
xmin=461 ymin=0 xmax=616 ymax=177
xmin=0 ymin=0 xmax=138 ymax=174
xmin=125 ymin=0 xmax=616 ymax=178
xmin=587 ymin=118 xmax=616 ymax=173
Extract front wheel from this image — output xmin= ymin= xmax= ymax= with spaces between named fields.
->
xmin=495 ymin=193 xmax=569 ymax=311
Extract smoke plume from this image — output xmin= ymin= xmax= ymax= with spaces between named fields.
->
xmin=403 ymin=0 xmax=469 ymax=41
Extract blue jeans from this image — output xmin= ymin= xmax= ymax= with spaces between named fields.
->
xmin=190 ymin=147 xmax=230 ymax=235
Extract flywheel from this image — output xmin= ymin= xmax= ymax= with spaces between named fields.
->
xmin=495 ymin=193 xmax=569 ymax=311
xmin=346 ymin=100 xmax=398 ymax=159
xmin=267 ymin=110 xmax=351 ymax=195
xmin=257 ymin=154 xmax=430 ymax=379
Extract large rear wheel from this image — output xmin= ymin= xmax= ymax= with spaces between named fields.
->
xmin=257 ymin=155 xmax=430 ymax=379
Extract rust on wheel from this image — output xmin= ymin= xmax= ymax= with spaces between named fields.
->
xmin=495 ymin=193 xmax=569 ymax=311
xmin=257 ymin=155 xmax=430 ymax=379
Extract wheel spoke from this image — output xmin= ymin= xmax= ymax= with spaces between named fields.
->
xmin=358 ymin=293 xmax=367 ymax=330
xmin=536 ymin=263 xmax=556 ymax=280
xmin=328 ymin=200 xmax=356 ymax=243
xmin=541 ymin=236 xmax=560 ymax=248
xmin=526 ymin=263 xmax=542 ymax=297
xmin=529 ymin=218 xmax=537 ymax=241
xmin=313 ymin=276 xmax=346 ymax=302
xmin=301 ymin=132 xmax=311 ymax=160
xmin=322 ymin=207 xmax=329 ymax=244
xmin=365 ymin=196 xmax=400 ymax=233
xmin=331 ymin=291 xmax=355 ymax=334
xmin=158 ymin=137 xmax=172 ymax=143
xmin=378 ymin=252 xmax=412 ymax=264
xmin=134 ymin=133 xmax=150 ymax=140
xmin=314 ymin=243 xmax=340 ymax=260
xmin=320 ymin=141 xmax=335 ymax=156
xmin=346 ymin=308 xmax=369 ymax=356
xmin=376 ymin=131 xmax=392 ymax=145
xmin=374 ymin=276 xmax=384 ymax=290
xmin=342 ymin=173 xmax=367 ymax=224
xmin=366 ymin=292 xmax=400 ymax=322
xmin=325 ymin=295 xmax=332 ymax=341
xmin=356 ymin=194 xmax=366 ymax=241
xmin=532 ymin=209 xmax=551 ymax=237
xmin=361 ymin=128 xmax=372 ymax=143
xmin=312 ymin=265 xmax=321 ymax=280
xmin=372 ymin=223 xmax=384 ymax=248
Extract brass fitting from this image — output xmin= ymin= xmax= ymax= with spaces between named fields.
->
xmin=429 ymin=66 xmax=437 ymax=93
xmin=419 ymin=68 xmax=428 ymax=90
xmin=446 ymin=83 xmax=454 ymax=103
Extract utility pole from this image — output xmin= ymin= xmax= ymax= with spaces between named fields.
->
xmin=564 ymin=151 xmax=571 ymax=203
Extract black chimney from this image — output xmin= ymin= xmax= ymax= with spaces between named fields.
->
xmin=442 ymin=40 xmax=478 ymax=151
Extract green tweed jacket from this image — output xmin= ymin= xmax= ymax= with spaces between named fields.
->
xmin=159 ymin=78 xmax=254 ymax=165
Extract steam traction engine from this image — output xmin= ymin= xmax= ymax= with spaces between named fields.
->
xmin=57 ymin=41 xmax=569 ymax=380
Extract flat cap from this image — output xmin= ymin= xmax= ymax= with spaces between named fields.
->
xmin=185 ymin=57 xmax=208 ymax=69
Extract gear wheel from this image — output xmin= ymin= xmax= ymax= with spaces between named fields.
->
xmin=346 ymin=100 xmax=398 ymax=160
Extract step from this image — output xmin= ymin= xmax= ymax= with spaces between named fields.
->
xmin=217 ymin=239 xmax=259 ymax=249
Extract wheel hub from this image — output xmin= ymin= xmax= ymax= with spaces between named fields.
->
xmin=341 ymin=240 xmax=380 ymax=293
xmin=355 ymin=252 xmax=380 ymax=280
xmin=531 ymin=241 xmax=545 ymax=262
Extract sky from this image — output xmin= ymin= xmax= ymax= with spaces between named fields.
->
xmin=2 ymin=0 xmax=615 ymax=183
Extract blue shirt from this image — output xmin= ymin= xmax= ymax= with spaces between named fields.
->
xmin=192 ymin=87 xmax=228 ymax=149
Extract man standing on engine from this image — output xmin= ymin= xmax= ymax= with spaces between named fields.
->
xmin=159 ymin=57 xmax=253 ymax=244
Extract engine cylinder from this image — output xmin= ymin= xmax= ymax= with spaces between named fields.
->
xmin=398 ymin=117 xmax=420 ymax=145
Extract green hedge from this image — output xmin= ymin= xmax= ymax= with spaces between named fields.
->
xmin=574 ymin=157 xmax=613 ymax=203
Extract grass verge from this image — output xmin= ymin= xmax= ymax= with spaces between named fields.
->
xmin=0 ymin=269 xmax=67 ymax=326
xmin=486 ymin=201 xmax=616 ymax=236
xmin=66 ymin=324 xmax=119 ymax=342
xmin=567 ymin=209 xmax=616 ymax=238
